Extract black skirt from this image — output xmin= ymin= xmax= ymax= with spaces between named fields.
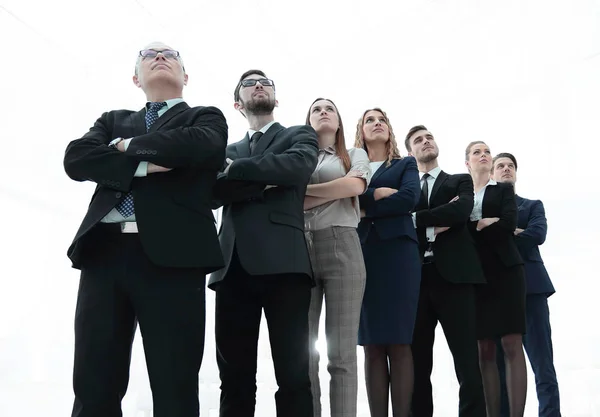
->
xmin=475 ymin=263 xmax=527 ymax=340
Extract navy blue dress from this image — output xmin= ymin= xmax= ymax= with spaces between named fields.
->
xmin=357 ymin=157 xmax=422 ymax=345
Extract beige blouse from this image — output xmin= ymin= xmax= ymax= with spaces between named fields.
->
xmin=304 ymin=147 xmax=371 ymax=231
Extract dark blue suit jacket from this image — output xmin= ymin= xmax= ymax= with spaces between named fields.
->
xmin=515 ymin=196 xmax=555 ymax=296
xmin=357 ymin=157 xmax=420 ymax=244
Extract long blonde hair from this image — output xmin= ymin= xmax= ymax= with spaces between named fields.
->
xmin=354 ymin=108 xmax=401 ymax=166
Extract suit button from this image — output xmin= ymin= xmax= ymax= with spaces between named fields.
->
xmin=152 ymin=150 xmax=157 ymax=155
xmin=136 ymin=150 xmax=142 ymax=155
xmin=115 ymin=192 xmax=122 ymax=198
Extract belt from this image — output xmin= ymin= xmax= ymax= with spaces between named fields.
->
xmin=120 ymin=222 xmax=139 ymax=233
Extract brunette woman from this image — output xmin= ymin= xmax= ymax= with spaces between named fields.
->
xmin=304 ymin=98 xmax=371 ymax=417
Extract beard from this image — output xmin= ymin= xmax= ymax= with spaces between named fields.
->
xmin=242 ymin=95 xmax=276 ymax=116
xmin=418 ymin=149 xmax=439 ymax=163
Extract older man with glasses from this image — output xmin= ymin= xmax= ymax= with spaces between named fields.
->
xmin=64 ymin=42 xmax=227 ymax=417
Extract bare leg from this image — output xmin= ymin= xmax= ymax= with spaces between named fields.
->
xmin=388 ymin=344 xmax=413 ymax=417
xmin=364 ymin=345 xmax=389 ymax=417
xmin=478 ymin=339 xmax=501 ymax=417
xmin=500 ymin=334 xmax=527 ymax=417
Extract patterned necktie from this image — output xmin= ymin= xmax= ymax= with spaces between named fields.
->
xmin=419 ymin=173 xmax=431 ymax=208
xmin=115 ymin=102 xmax=167 ymax=218
xmin=249 ymin=131 xmax=263 ymax=154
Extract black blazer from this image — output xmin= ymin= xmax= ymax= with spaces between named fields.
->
xmin=357 ymin=157 xmax=420 ymax=243
xmin=414 ymin=171 xmax=486 ymax=284
xmin=64 ymin=102 xmax=228 ymax=271
xmin=468 ymin=182 xmax=523 ymax=268
xmin=209 ymin=123 xmax=319 ymax=289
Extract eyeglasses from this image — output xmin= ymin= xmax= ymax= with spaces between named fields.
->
xmin=139 ymin=49 xmax=180 ymax=59
xmin=240 ymin=78 xmax=275 ymax=88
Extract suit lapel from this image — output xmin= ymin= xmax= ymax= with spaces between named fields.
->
xmin=370 ymin=158 xmax=395 ymax=185
xmin=481 ymin=184 xmax=498 ymax=217
xmin=130 ymin=109 xmax=147 ymax=136
xmin=252 ymin=123 xmax=284 ymax=156
xmin=236 ymin=133 xmax=251 ymax=158
xmin=429 ymin=170 xmax=448 ymax=204
xmin=148 ymin=102 xmax=189 ymax=132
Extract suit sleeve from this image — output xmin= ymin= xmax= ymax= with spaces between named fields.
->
xmin=479 ymin=183 xmax=518 ymax=240
xmin=515 ymin=200 xmax=547 ymax=248
xmin=212 ymin=174 xmax=268 ymax=209
xmin=360 ymin=158 xmax=420 ymax=217
xmin=63 ymin=112 xmax=138 ymax=192
xmin=125 ymin=106 xmax=227 ymax=170
xmin=225 ymin=125 xmax=318 ymax=186
xmin=415 ymin=174 xmax=475 ymax=227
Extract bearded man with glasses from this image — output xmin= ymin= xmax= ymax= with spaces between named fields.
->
xmin=210 ymin=69 xmax=318 ymax=417
xmin=63 ymin=42 xmax=227 ymax=417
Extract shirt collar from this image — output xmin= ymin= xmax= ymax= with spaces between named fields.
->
xmin=248 ymin=120 xmax=277 ymax=138
xmin=319 ymin=145 xmax=336 ymax=155
xmin=420 ymin=165 xmax=442 ymax=180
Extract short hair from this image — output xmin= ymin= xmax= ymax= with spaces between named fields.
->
xmin=134 ymin=42 xmax=185 ymax=76
xmin=493 ymin=152 xmax=518 ymax=170
xmin=234 ymin=69 xmax=270 ymax=102
xmin=404 ymin=125 xmax=429 ymax=152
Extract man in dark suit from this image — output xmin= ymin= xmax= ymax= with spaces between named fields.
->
xmin=405 ymin=126 xmax=486 ymax=417
xmin=63 ymin=42 xmax=227 ymax=417
xmin=210 ymin=69 xmax=318 ymax=417
xmin=492 ymin=153 xmax=561 ymax=417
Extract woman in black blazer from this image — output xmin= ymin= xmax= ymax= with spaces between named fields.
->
xmin=465 ymin=141 xmax=527 ymax=417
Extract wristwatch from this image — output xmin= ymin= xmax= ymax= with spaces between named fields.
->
xmin=109 ymin=137 xmax=125 ymax=148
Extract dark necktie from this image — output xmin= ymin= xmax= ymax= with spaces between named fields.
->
xmin=115 ymin=101 xmax=167 ymax=218
xmin=420 ymin=173 xmax=431 ymax=208
xmin=249 ymin=131 xmax=263 ymax=154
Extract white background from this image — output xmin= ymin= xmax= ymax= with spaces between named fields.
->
xmin=1 ymin=0 xmax=599 ymax=415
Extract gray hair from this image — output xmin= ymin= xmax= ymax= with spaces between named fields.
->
xmin=134 ymin=41 xmax=185 ymax=75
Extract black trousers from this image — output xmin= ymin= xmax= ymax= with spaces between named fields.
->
xmin=72 ymin=224 xmax=206 ymax=417
xmin=411 ymin=263 xmax=486 ymax=417
xmin=214 ymin=248 xmax=313 ymax=417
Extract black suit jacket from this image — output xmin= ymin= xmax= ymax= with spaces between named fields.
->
xmin=468 ymin=182 xmax=523 ymax=268
xmin=414 ymin=171 xmax=486 ymax=284
xmin=64 ymin=102 xmax=228 ymax=271
xmin=209 ymin=123 xmax=318 ymax=289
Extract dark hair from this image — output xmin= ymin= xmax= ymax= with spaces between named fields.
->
xmin=234 ymin=69 xmax=269 ymax=101
xmin=305 ymin=98 xmax=351 ymax=173
xmin=404 ymin=125 xmax=429 ymax=152
xmin=493 ymin=152 xmax=518 ymax=170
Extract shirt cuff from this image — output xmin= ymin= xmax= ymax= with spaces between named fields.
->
xmin=426 ymin=226 xmax=436 ymax=242
xmin=412 ymin=213 xmax=417 ymax=228
xmin=134 ymin=161 xmax=148 ymax=177
xmin=123 ymin=138 xmax=133 ymax=151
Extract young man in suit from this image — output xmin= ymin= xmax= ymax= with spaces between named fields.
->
xmin=63 ymin=42 xmax=227 ymax=417
xmin=405 ymin=126 xmax=486 ymax=417
xmin=210 ymin=70 xmax=319 ymax=417
xmin=492 ymin=153 xmax=561 ymax=417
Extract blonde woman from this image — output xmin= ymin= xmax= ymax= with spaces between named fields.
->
xmin=354 ymin=108 xmax=421 ymax=417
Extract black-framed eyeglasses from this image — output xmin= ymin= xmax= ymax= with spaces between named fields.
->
xmin=139 ymin=49 xmax=180 ymax=59
xmin=240 ymin=78 xmax=275 ymax=88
